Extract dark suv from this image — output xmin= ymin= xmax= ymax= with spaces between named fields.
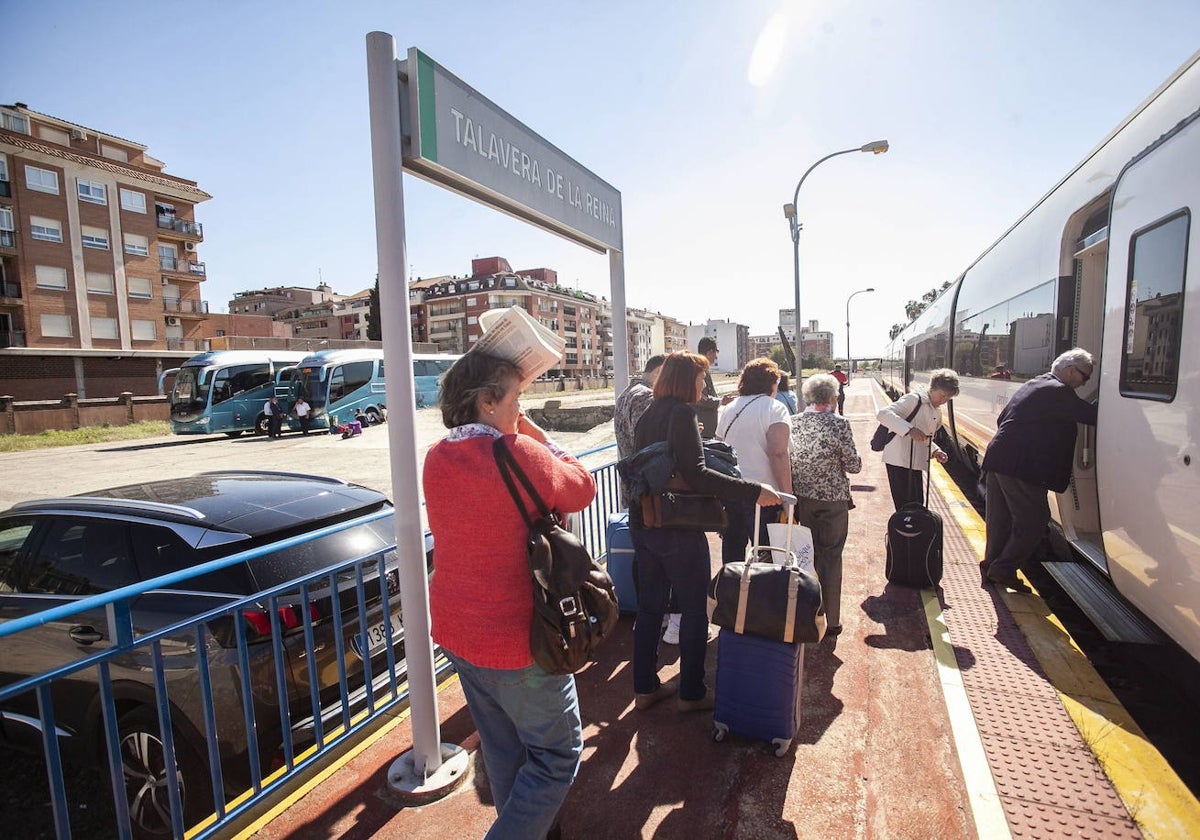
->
xmin=0 ymin=471 xmax=420 ymax=838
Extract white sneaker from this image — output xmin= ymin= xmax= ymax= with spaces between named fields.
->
xmin=662 ymin=613 xmax=681 ymax=645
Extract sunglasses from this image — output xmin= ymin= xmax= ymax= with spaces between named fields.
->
xmin=1073 ymin=365 xmax=1092 ymax=384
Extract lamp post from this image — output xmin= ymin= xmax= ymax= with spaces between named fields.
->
xmin=845 ymin=287 xmax=875 ymax=381
xmin=784 ymin=140 xmax=888 ymax=407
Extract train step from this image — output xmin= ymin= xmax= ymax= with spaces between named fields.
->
xmin=1042 ymin=560 xmax=1166 ymax=645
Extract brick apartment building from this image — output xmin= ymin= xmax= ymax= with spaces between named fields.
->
xmin=0 ymin=103 xmax=213 ymax=399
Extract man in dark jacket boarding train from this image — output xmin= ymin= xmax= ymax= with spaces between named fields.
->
xmin=980 ymin=348 xmax=1098 ymax=593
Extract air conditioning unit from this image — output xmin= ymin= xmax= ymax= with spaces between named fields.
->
xmin=184 ymin=241 xmax=197 ymax=253
xmin=165 ymin=316 xmax=180 ymax=326
xmin=70 ymin=128 xmax=87 ymax=141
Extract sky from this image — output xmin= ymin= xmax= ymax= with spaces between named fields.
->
xmin=5 ymin=1 xmax=1199 ymax=358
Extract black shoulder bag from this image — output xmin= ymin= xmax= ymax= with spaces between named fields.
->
xmin=870 ymin=396 xmax=922 ymax=452
xmin=493 ymin=438 xmax=620 ymax=675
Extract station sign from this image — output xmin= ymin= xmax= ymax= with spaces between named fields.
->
xmin=399 ymin=48 xmax=622 ymax=253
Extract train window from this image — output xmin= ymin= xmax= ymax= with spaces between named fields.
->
xmin=954 ymin=280 xmax=1055 ymax=380
xmin=1120 ymin=210 xmax=1189 ymax=401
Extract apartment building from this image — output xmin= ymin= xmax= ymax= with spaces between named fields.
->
xmin=0 ymin=103 xmax=212 ymax=354
xmin=0 ymin=103 xmax=216 ymax=398
xmin=687 ymin=318 xmax=751 ymax=371
xmin=413 ymin=257 xmax=605 ymax=378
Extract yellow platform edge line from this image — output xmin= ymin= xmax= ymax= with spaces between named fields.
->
xmin=929 ymin=465 xmax=1200 ymax=840
xmin=228 ymin=669 xmax=462 ymax=840
xmin=921 ymin=589 xmax=1012 ymax=840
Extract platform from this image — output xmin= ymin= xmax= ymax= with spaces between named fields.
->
xmin=237 ymin=378 xmax=1200 ymax=840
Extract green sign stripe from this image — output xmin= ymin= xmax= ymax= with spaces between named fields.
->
xmin=417 ymin=51 xmax=437 ymax=163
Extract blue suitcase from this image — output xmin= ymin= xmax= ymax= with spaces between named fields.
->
xmin=605 ymin=512 xmax=637 ymax=613
xmin=712 ymin=628 xmax=804 ymax=756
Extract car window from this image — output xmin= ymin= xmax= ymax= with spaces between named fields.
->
xmin=0 ymin=517 xmax=36 ymax=592
xmin=129 ymin=523 xmax=255 ymax=595
xmin=25 ymin=518 xmax=137 ymax=596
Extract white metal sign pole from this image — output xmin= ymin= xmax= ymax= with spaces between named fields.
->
xmin=609 ymin=249 xmax=630 ymax=393
xmin=365 ymin=31 xmax=462 ymax=789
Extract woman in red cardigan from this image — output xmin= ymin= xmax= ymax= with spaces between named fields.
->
xmin=423 ymin=351 xmax=596 ymax=839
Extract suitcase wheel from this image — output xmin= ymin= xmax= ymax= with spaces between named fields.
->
xmin=712 ymin=721 xmax=728 ymax=742
xmin=772 ymin=737 xmax=792 ymax=758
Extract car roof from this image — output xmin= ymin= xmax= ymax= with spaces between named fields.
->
xmin=5 ymin=471 xmax=391 ymax=539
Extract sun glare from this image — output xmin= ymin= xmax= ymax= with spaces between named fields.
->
xmin=748 ymin=11 xmax=789 ymax=88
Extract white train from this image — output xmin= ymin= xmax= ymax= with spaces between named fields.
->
xmin=880 ymin=50 xmax=1200 ymax=664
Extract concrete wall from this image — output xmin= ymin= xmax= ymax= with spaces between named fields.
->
xmin=0 ymin=392 xmax=169 ymax=435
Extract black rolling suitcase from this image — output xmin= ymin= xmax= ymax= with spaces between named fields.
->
xmin=885 ymin=441 xmax=943 ymax=588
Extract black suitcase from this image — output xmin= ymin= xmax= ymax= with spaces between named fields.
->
xmin=885 ymin=441 xmax=944 ymax=588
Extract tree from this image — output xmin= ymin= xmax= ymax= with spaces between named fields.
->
xmin=768 ymin=345 xmax=789 ymax=369
xmin=904 ymin=299 xmax=926 ymax=321
xmin=366 ymin=275 xmax=382 ymax=341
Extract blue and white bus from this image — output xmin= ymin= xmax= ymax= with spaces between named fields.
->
xmin=169 ymin=350 xmax=306 ymax=436
xmin=288 ymin=349 xmax=459 ymax=430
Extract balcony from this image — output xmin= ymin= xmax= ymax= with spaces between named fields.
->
xmin=156 ymin=216 xmax=203 ymax=239
xmin=159 ymin=256 xmax=207 ymax=276
xmin=0 ymin=230 xmax=14 ymax=250
xmin=0 ymin=281 xmax=21 ymax=299
xmin=163 ymin=298 xmax=210 ymax=316
xmin=166 ymin=337 xmax=212 ymax=352
xmin=0 ymin=329 xmax=25 ymax=348
xmin=0 ymin=179 xmax=10 ymax=198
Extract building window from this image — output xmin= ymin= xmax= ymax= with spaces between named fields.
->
xmin=30 ymin=216 xmax=63 ymax=243
xmin=35 ymin=265 xmax=69 ymax=290
xmin=90 ymin=316 xmax=119 ymax=340
xmin=466 ymin=297 xmax=477 ymax=306
xmin=0 ymin=156 xmax=8 ymax=184
xmin=124 ymin=233 xmax=149 ymax=256
xmin=81 ymin=225 xmax=110 ymax=250
xmin=0 ymin=207 xmax=12 ymax=240
xmin=1120 ymin=210 xmax=1189 ymax=401
xmin=40 ymin=313 xmax=73 ymax=337
xmin=25 ymin=165 xmax=59 ymax=194
xmin=127 ymin=276 xmax=153 ymax=299
xmin=86 ymin=271 xmax=115 ymax=295
xmin=1 ymin=111 xmax=29 ymax=134
xmin=101 ymin=145 xmax=129 ymax=163
xmin=119 ymin=188 xmax=146 ymax=213
xmin=77 ymin=179 xmax=107 ymax=204
xmin=39 ymin=125 xmax=70 ymax=146
xmin=131 ymin=319 xmax=156 ymax=341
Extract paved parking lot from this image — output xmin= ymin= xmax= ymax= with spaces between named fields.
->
xmin=1 ymin=401 xmax=617 ymax=511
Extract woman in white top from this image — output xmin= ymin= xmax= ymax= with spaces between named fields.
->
xmin=715 ymin=358 xmax=793 ymax=564
xmin=875 ymin=369 xmax=960 ymax=509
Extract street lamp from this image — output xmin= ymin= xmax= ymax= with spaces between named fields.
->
xmin=784 ymin=139 xmax=888 ymax=406
xmin=845 ymin=287 xmax=875 ymax=381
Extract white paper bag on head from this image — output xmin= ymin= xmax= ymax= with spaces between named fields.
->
xmin=766 ymin=522 xmax=815 ymax=574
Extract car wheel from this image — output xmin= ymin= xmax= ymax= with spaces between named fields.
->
xmin=224 ymin=431 xmax=244 ymax=438
xmin=254 ymin=414 xmax=271 ymax=435
xmin=117 ymin=706 xmax=211 ymax=839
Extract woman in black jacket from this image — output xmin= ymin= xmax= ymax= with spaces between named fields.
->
xmin=630 ymin=352 xmax=782 ymax=712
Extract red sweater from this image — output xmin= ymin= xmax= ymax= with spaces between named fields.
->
xmin=423 ymin=430 xmax=596 ymax=669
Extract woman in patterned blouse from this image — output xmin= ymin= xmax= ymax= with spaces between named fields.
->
xmin=789 ymin=373 xmax=862 ymax=636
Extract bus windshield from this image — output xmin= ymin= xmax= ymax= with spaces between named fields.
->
xmin=293 ymin=366 xmax=326 ymax=409
xmin=170 ymin=367 xmax=213 ymax=422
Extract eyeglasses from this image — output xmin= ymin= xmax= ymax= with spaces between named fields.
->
xmin=1073 ymin=365 xmax=1092 ymax=384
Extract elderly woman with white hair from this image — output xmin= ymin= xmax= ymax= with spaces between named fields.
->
xmin=876 ymin=368 xmax=960 ymax=510
xmin=789 ymin=373 xmax=862 ymax=636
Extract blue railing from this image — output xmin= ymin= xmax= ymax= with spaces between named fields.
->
xmin=0 ymin=446 xmax=620 ymax=839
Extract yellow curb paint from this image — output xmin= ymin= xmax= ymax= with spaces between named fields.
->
xmin=922 ymin=589 xmax=1012 ymax=840
xmin=227 ymin=670 xmax=461 ymax=840
xmin=930 ymin=464 xmax=1200 ymax=840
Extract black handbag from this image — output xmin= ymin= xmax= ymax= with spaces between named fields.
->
xmin=641 ymin=485 xmax=728 ymax=531
xmin=869 ymin=398 xmax=922 ymax=452
xmin=709 ymin=559 xmax=825 ymax=644
xmin=493 ymin=439 xmax=620 ymax=675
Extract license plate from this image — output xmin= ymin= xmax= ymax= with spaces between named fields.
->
xmin=352 ymin=611 xmax=402 ymax=659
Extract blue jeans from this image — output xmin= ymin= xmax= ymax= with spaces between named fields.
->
xmin=631 ymin=526 xmax=711 ymax=701
xmin=444 ymin=651 xmax=582 ymax=840
xmin=721 ymin=501 xmax=781 ymax=565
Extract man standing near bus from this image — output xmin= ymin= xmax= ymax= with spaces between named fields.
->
xmin=293 ymin=394 xmax=312 ymax=436
xmin=264 ymin=395 xmax=284 ymax=439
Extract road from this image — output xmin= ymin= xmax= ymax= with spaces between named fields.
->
xmin=0 ymin=399 xmax=619 ymax=510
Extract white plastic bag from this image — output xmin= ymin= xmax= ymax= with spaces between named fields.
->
xmin=766 ymin=521 xmax=815 ymax=574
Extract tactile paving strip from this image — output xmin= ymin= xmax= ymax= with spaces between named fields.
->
xmin=928 ymin=486 xmax=1141 ymax=838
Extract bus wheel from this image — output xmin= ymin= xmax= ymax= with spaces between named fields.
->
xmin=224 ymin=431 xmax=244 ymax=438
xmin=365 ymin=408 xmax=382 ymax=425
xmin=255 ymin=414 xmax=271 ymax=435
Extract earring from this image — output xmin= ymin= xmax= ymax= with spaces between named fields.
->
xmin=489 ymin=409 xmax=495 ymax=415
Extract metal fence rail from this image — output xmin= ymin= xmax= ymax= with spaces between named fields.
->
xmin=0 ymin=447 xmax=621 ymax=839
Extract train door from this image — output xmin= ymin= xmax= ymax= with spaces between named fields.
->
xmin=1051 ymin=199 xmax=1108 ymax=565
xmin=1098 ymin=114 xmax=1200 ymax=663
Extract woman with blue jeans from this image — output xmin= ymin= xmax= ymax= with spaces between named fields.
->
xmin=629 ymin=352 xmax=781 ymax=712
xmin=424 ymin=351 xmax=596 ymax=838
